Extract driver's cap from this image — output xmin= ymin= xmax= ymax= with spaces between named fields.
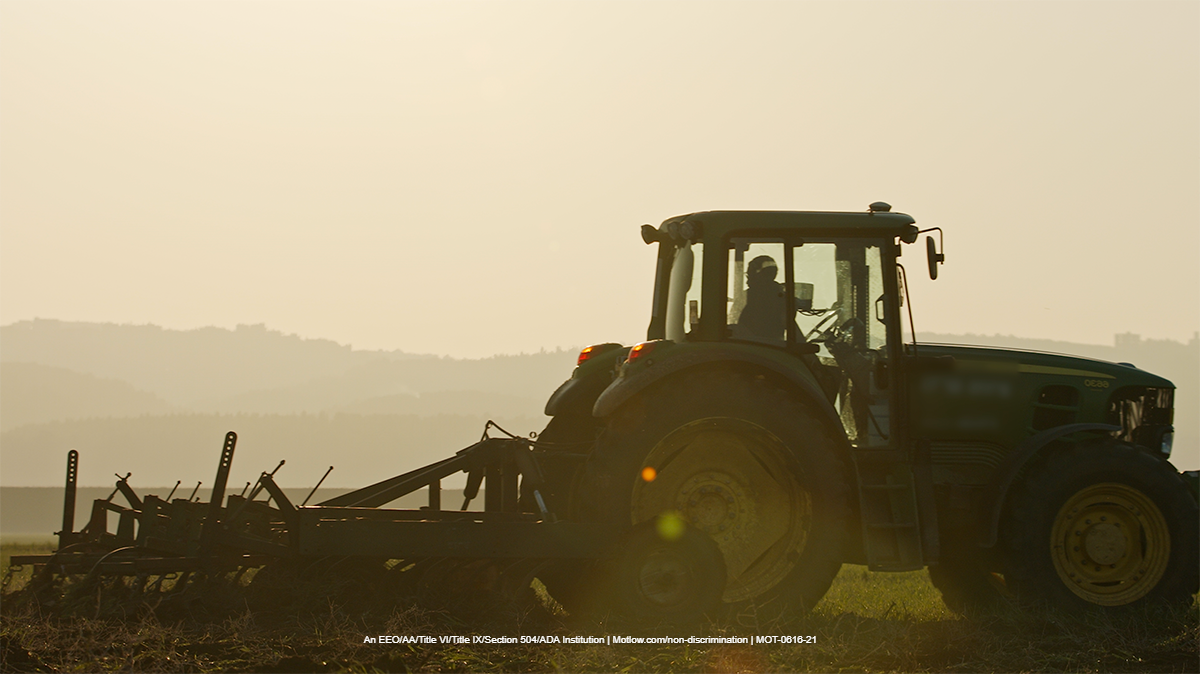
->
xmin=748 ymin=255 xmax=778 ymax=275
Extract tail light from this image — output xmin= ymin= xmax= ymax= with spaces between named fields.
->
xmin=577 ymin=343 xmax=622 ymax=366
xmin=626 ymin=341 xmax=658 ymax=364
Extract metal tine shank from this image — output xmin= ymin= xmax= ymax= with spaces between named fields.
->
xmin=60 ymin=449 xmax=79 ymax=539
xmin=301 ymin=466 xmax=334 ymax=507
xmin=198 ymin=431 xmax=237 ymax=553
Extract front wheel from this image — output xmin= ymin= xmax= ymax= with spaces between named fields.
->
xmin=581 ymin=368 xmax=850 ymax=617
xmin=1004 ymin=442 xmax=1199 ymax=610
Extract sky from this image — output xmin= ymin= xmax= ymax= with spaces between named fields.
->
xmin=1 ymin=1 xmax=1197 ymax=359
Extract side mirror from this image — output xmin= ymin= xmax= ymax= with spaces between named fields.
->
xmin=926 ymin=236 xmax=945 ymax=280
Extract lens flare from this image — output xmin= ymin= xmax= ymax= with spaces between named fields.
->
xmin=641 ymin=466 xmax=657 ymax=482
xmin=656 ymin=511 xmax=685 ymax=541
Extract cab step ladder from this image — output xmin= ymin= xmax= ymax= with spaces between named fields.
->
xmin=853 ymin=451 xmax=924 ymax=571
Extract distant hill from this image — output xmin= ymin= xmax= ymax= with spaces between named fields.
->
xmin=187 ymin=353 xmax=574 ymax=416
xmin=0 ymin=321 xmax=1194 ymax=487
xmin=0 ymin=320 xmax=578 ymax=487
xmin=0 ymin=363 xmax=176 ymax=432
xmin=336 ymin=390 xmax=543 ymax=419
xmin=0 ymin=319 xmax=576 ymax=416
xmin=0 ymin=320 xmax=434 ymax=405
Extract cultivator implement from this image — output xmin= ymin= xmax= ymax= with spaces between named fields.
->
xmin=9 ymin=429 xmax=618 ymax=611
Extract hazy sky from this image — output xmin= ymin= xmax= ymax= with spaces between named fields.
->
xmin=2 ymin=1 xmax=1197 ymax=358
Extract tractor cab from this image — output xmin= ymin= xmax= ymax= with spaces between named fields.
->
xmin=637 ymin=206 xmax=921 ymax=450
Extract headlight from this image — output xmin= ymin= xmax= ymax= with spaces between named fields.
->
xmin=1161 ymin=430 xmax=1174 ymax=457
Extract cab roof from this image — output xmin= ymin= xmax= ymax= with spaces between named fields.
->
xmin=660 ymin=206 xmax=919 ymax=243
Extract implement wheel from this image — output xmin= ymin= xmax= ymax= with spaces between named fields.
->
xmin=606 ymin=519 xmax=726 ymax=625
xmin=585 ymin=368 xmax=849 ymax=617
xmin=1005 ymin=442 xmax=1199 ymax=610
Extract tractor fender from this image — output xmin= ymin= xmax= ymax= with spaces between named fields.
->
xmin=545 ymin=376 xmax=616 ymax=417
xmin=544 ymin=377 xmax=584 ymax=416
xmin=977 ymin=422 xmax=1120 ymax=548
xmin=544 ymin=347 xmax=629 ymax=417
xmin=592 ymin=348 xmax=842 ymax=432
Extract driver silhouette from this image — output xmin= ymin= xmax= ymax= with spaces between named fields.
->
xmin=737 ymin=255 xmax=786 ymax=343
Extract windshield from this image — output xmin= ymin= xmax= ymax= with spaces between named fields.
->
xmin=660 ymin=236 xmax=895 ymax=446
xmin=721 ymin=239 xmax=889 ymax=354
xmin=663 ymin=238 xmax=889 ymax=351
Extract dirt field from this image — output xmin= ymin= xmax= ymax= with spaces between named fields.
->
xmin=2 ymin=539 xmax=1196 ymax=673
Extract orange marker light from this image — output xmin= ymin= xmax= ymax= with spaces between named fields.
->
xmin=627 ymin=341 xmax=657 ymax=363
xmin=577 ymin=343 xmax=621 ymax=366
xmin=641 ymin=466 xmax=657 ymax=482
xmin=577 ymin=345 xmax=598 ymax=366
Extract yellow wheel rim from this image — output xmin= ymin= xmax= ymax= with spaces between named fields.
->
xmin=1050 ymin=482 xmax=1170 ymax=606
xmin=631 ymin=418 xmax=811 ymax=603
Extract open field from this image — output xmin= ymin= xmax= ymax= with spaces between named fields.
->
xmin=2 ymin=539 xmax=1196 ymax=673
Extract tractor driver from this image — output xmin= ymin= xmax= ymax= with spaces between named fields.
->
xmin=736 ymin=255 xmax=787 ymax=344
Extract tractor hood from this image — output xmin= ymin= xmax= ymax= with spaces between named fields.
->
xmin=915 ymin=343 xmax=1174 ymax=389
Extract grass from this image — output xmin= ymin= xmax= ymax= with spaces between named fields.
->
xmin=1 ymin=539 xmax=1196 ymax=673
xmin=0 ymin=540 xmax=54 ymax=589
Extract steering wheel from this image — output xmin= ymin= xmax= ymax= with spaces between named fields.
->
xmin=813 ymin=316 xmax=866 ymax=346
xmin=829 ymin=317 xmax=865 ymax=342
xmin=803 ymin=312 xmax=841 ymax=341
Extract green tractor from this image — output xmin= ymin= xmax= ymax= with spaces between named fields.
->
xmin=21 ymin=203 xmax=1196 ymax=624
xmin=539 ymin=202 xmax=1198 ymax=616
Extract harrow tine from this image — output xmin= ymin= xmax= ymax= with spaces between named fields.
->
xmin=114 ymin=473 xmax=142 ymax=510
xmin=105 ymin=478 xmax=123 ymax=503
xmin=60 ymin=450 xmax=78 ymax=543
xmin=245 ymin=461 xmax=285 ymax=504
xmin=301 ymin=466 xmax=334 ymax=506
xmin=170 ymin=571 xmax=192 ymax=593
xmin=146 ymin=572 xmax=173 ymax=593
xmin=199 ymin=431 xmax=237 ymax=554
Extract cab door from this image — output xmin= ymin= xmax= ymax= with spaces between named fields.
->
xmin=725 ymin=237 xmax=921 ymax=568
xmin=716 ymin=236 xmax=897 ymax=450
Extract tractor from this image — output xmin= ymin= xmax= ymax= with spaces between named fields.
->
xmin=534 ymin=202 xmax=1198 ymax=616
xmin=14 ymin=203 xmax=1198 ymax=622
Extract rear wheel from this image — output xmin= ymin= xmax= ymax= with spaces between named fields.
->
xmin=1005 ymin=442 xmax=1199 ymax=610
xmin=583 ymin=368 xmax=850 ymax=617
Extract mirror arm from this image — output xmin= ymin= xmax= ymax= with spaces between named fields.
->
xmin=917 ymin=227 xmax=944 ymax=254
xmin=897 ymin=263 xmax=918 ymax=357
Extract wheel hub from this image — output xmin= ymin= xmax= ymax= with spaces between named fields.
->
xmin=1083 ymin=522 xmax=1126 ymax=566
xmin=676 ymin=472 xmax=749 ymax=541
xmin=1050 ymin=482 xmax=1170 ymax=606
